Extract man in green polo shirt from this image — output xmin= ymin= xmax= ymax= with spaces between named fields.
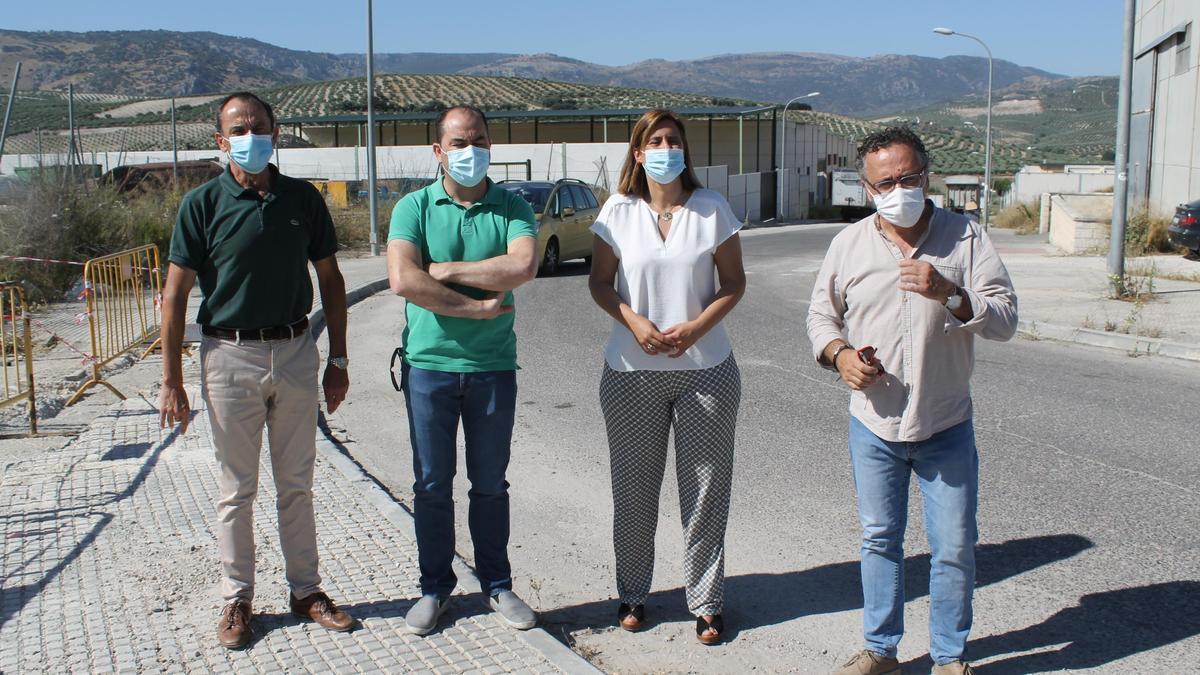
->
xmin=158 ymin=91 xmax=354 ymax=649
xmin=386 ymin=105 xmax=539 ymax=635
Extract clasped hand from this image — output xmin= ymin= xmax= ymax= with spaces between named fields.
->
xmin=629 ymin=315 xmax=701 ymax=358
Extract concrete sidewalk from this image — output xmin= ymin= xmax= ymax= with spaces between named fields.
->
xmin=0 ymin=269 xmax=598 ymax=674
xmin=988 ymin=228 xmax=1200 ymax=361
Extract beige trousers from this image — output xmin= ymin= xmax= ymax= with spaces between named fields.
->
xmin=200 ymin=333 xmax=322 ymax=603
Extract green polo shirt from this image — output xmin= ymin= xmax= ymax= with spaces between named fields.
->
xmin=388 ymin=178 xmax=537 ymax=372
xmin=168 ymin=165 xmax=338 ymax=328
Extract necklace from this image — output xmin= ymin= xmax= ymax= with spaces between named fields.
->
xmin=659 ymin=211 xmax=673 ymax=221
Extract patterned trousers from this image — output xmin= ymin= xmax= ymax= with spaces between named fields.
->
xmin=599 ymin=353 xmax=741 ymax=616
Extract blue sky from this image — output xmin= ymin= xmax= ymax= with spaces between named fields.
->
xmin=7 ymin=1 xmax=1121 ymax=77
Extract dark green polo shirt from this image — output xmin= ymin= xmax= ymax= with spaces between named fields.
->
xmin=388 ymin=178 xmax=537 ymax=372
xmin=169 ymin=165 xmax=338 ymax=328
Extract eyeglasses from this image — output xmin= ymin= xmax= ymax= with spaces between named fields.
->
xmin=866 ymin=169 xmax=927 ymax=194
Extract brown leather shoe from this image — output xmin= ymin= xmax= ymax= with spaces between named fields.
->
xmin=291 ymin=591 xmax=354 ymax=632
xmin=216 ymin=599 xmax=252 ymax=649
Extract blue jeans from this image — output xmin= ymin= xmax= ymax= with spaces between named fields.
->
xmin=848 ymin=416 xmax=978 ymax=665
xmin=402 ymin=364 xmax=516 ymax=598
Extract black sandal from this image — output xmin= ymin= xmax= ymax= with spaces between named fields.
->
xmin=696 ymin=614 xmax=724 ymax=645
xmin=617 ymin=603 xmax=645 ymax=631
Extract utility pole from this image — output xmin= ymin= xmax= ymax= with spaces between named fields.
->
xmin=68 ymin=83 xmax=77 ymax=180
xmin=1108 ymin=0 xmax=1136 ymax=296
xmin=170 ymin=97 xmax=179 ymax=186
xmin=365 ymin=0 xmax=380 ymax=256
xmin=0 ymin=62 xmax=21 ymax=165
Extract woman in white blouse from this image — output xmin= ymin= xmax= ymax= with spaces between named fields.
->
xmin=588 ymin=108 xmax=746 ymax=645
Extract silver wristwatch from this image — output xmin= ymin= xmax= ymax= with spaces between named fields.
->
xmin=328 ymin=356 xmax=349 ymax=369
xmin=944 ymin=288 xmax=963 ymax=311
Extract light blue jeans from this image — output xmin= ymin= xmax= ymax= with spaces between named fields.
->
xmin=848 ymin=416 xmax=978 ymax=665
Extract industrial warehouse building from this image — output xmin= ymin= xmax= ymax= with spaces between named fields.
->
xmin=1129 ymin=0 xmax=1199 ymax=213
xmin=0 ymin=105 xmax=859 ymax=221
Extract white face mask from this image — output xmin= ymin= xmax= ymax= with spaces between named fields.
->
xmin=872 ymin=186 xmax=926 ymax=229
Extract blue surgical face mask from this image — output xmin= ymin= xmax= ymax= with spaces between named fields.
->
xmin=224 ymin=133 xmax=274 ymax=174
xmin=642 ymin=148 xmax=686 ymax=184
xmin=443 ymin=145 xmax=491 ymax=187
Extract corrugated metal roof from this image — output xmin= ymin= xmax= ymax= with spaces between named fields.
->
xmin=278 ymin=105 xmax=777 ymax=125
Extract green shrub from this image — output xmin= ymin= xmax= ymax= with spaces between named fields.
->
xmin=0 ymin=174 xmax=180 ymax=303
xmin=993 ymin=199 xmax=1040 ymax=234
xmin=328 ymin=204 xmax=389 ymax=250
xmin=1125 ymin=208 xmax=1179 ymax=256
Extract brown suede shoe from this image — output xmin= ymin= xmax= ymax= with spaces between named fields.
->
xmin=216 ymin=599 xmax=252 ymax=649
xmin=291 ymin=591 xmax=354 ymax=632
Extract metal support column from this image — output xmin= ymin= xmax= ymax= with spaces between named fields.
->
xmin=365 ymin=0 xmax=379 ymax=256
xmin=738 ymin=115 xmax=744 ymax=175
xmin=0 ymin=62 xmax=21 ymax=163
xmin=1108 ymin=0 xmax=1136 ymax=295
xmin=170 ymin=97 xmax=178 ymax=186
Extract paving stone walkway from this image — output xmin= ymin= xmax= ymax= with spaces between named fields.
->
xmin=0 ymin=359 xmax=592 ymax=673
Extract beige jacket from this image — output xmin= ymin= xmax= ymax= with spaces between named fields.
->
xmin=806 ymin=207 xmax=1018 ymax=442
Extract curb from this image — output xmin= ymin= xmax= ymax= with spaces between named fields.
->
xmin=1018 ymin=319 xmax=1200 ymax=362
xmin=311 ymin=276 xmax=602 ymax=675
xmin=743 ymin=218 xmax=843 ymax=231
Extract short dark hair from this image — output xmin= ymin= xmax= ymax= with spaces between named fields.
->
xmin=214 ymin=92 xmax=276 ymax=133
xmin=856 ymin=126 xmax=929 ymax=175
xmin=434 ymin=105 xmax=489 ymax=144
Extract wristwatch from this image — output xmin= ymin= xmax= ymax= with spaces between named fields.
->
xmin=944 ymin=287 xmax=964 ymax=311
xmin=328 ymin=356 xmax=349 ymax=370
xmin=830 ymin=343 xmax=855 ymax=365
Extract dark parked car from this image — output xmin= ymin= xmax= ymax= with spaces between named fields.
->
xmin=1167 ymin=198 xmax=1200 ymax=260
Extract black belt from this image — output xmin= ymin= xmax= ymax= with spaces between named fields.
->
xmin=202 ymin=317 xmax=309 ymax=341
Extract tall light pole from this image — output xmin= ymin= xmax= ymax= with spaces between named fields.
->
xmin=777 ymin=91 xmax=820 ymax=221
xmin=365 ymin=0 xmax=380 ymax=256
xmin=934 ymin=27 xmax=993 ymax=230
xmin=1108 ymin=0 xmax=1135 ymax=296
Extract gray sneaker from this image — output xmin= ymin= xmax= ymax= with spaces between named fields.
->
xmin=489 ymin=590 xmax=537 ymax=630
xmin=405 ymin=595 xmax=449 ymax=635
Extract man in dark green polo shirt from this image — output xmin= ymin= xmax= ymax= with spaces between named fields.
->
xmin=386 ymin=105 xmax=539 ymax=635
xmin=158 ymin=91 xmax=354 ymax=649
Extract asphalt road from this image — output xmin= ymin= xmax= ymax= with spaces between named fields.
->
xmin=326 ymin=223 xmax=1200 ymax=674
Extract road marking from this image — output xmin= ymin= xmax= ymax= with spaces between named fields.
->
xmin=977 ymin=420 xmax=1197 ymax=496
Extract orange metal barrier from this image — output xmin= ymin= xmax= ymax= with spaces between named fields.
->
xmin=65 ymin=245 xmax=163 ymax=406
xmin=0 ymin=284 xmax=37 ymax=434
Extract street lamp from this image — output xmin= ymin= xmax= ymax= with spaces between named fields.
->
xmin=778 ymin=91 xmax=820 ymax=221
xmin=365 ymin=0 xmax=380 ymax=256
xmin=934 ymin=26 xmax=993 ymax=230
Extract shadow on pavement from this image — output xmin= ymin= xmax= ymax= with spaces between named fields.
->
xmin=538 ymin=534 xmax=1093 ymax=644
xmin=0 ymin=405 xmax=180 ymax=628
xmin=966 ymin=580 xmax=1200 ymax=673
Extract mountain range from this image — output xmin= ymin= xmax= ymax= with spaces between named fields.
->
xmin=1 ymin=29 xmax=1069 ymax=117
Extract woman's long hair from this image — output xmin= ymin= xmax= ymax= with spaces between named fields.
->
xmin=617 ymin=108 xmax=703 ymax=200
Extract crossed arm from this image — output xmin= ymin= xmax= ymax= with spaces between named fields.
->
xmin=387 ymin=235 xmax=537 ymax=319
